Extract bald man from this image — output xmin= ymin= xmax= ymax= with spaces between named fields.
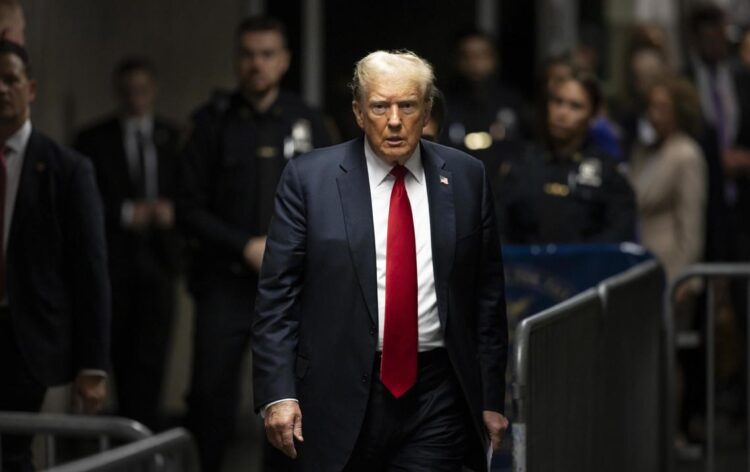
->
xmin=252 ymin=50 xmax=508 ymax=471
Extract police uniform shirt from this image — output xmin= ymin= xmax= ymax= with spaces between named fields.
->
xmin=498 ymin=144 xmax=636 ymax=244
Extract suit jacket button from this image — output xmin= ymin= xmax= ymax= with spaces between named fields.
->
xmin=361 ymin=374 xmax=368 ymax=383
xmin=369 ymin=328 xmax=375 ymax=335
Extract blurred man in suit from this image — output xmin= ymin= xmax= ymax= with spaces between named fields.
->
xmin=75 ymin=57 xmax=181 ymax=431
xmin=253 ymin=50 xmax=508 ymax=471
xmin=0 ymin=40 xmax=110 ymax=471
xmin=177 ymin=16 xmax=331 ymax=471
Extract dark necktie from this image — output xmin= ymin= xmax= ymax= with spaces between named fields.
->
xmin=380 ymin=165 xmax=418 ymax=398
xmin=0 ymin=145 xmax=7 ymax=301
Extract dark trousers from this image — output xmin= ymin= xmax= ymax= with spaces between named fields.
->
xmin=0 ymin=315 xmax=47 ymax=472
xmin=185 ymin=273 xmax=256 ymax=472
xmin=343 ymin=349 xmax=468 ymax=472
xmin=111 ymin=263 xmax=175 ymax=431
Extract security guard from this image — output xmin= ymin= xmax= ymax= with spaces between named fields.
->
xmin=497 ymin=70 xmax=636 ymax=244
xmin=177 ymin=16 xmax=331 ymax=472
xmin=442 ymin=30 xmax=526 ymax=194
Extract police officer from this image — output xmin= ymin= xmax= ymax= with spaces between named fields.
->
xmin=442 ymin=30 xmax=526 ymax=193
xmin=498 ymin=70 xmax=636 ymax=244
xmin=177 ymin=16 xmax=331 ymax=472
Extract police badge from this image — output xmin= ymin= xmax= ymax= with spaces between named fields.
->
xmin=575 ymin=158 xmax=602 ymax=187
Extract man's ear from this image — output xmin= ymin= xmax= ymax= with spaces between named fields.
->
xmin=352 ymin=100 xmax=365 ymax=129
xmin=280 ymin=49 xmax=291 ymax=75
xmin=28 ymin=78 xmax=37 ymax=104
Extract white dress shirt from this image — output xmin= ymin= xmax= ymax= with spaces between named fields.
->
xmin=364 ymin=139 xmax=443 ymax=351
xmin=123 ymin=115 xmax=158 ymax=197
xmin=121 ymin=115 xmax=159 ymax=225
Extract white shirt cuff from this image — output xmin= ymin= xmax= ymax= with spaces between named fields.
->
xmin=261 ymin=398 xmax=298 ymax=418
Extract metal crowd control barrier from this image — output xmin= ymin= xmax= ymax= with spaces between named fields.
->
xmin=512 ymin=260 xmax=664 ymax=472
xmin=46 ymin=428 xmax=198 ymax=472
xmin=664 ymin=263 xmax=750 ymax=472
xmin=0 ymin=412 xmax=152 ymax=470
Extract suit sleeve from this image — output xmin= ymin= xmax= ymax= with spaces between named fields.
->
xmin=66 ymin=158 xmax=112 ymax=373
xmin=251 ymin=158 xmax=307 ymax=411
xmin=476 ymin=165 xmax=509 ymax=413
xmin=176 ymin=118 xmax=254 ymax=255
xmin=72 ymin=133 xmax=126 ymax=232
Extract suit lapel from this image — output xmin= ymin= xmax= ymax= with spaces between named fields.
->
xmin=422 ymin=142 xmax=455 ymax=329
xmin=113 ymin=120 xmax=136 ymax=197
xmin=8 ymin=130 xmax=44 ymax=254
xmin=336 ymin=139 xmax=378 ymax=325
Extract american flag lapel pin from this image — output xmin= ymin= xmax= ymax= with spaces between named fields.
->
xmin=440 ymin=175 xmax=449 ymax=185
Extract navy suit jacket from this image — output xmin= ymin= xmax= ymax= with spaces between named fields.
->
xmin=74 ymin=116 xmax=182 ymax=277
xmin=6 ymin=130 xmax=111 ymax=386
xmin=252 ymin=137 xmax=507 ymax=471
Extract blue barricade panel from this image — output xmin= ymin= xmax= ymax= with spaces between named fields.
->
xmin=503 ymin=242 xmax=653 ymax=327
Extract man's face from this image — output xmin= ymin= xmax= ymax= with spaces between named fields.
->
xmin=458 ymin=36 xmax=496 ymax=83
xmin=547 ymin=80 xmax=592 ymax=145
xmin=0 ymin=53 xmax=34 ymax=127
xmin=352 ymin=77 xmax=430 ymax=164
xmin=117 ymin=70 xmax=156 ymax=117
xmin=696 ymin=22 xmax=728 ymax=64
xmin=236 ymin=30 xmax=290 ymax=97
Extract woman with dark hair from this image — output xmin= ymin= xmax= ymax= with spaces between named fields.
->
xmin=497 ymin=70 xmax=636 ymax=244
xmin=629 ymin=76 xmax=710 ymax=456
xmin=629 ymin=76 xmax=707 ymax=284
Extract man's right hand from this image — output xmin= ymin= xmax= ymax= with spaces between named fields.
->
xmin=265 ymin=400 xmax=304 ymax=459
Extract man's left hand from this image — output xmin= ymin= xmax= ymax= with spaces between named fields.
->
xmin=483 ymin=410 xmax=509 ymax=452
xmin=73 ymin=373 xmax=107 ymax=414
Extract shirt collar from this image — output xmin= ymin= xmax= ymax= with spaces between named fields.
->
xmin=5 ymin=119 xmax=32 ymax=156
xmin=122 ymin=114 xmax=154 ymax=136
xmin=363 ymin=138 xmax=423 ymax=187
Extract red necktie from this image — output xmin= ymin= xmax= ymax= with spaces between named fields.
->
xmin=380 ymin=165 xmax=418 ymax=398
xmin=0 ymin=145 xmax=7 ymax=301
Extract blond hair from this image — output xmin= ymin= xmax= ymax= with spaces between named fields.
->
xmin=350 ymin=50 xmax=435 ymax=104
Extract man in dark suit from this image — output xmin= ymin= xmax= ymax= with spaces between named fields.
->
xmin=253 ymin=50 xmax=508 ymax=471
xmin=0 ymin=41 xmax=110 ymax=471
xmin=74 ymin=57 xmax=181 ymax=431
